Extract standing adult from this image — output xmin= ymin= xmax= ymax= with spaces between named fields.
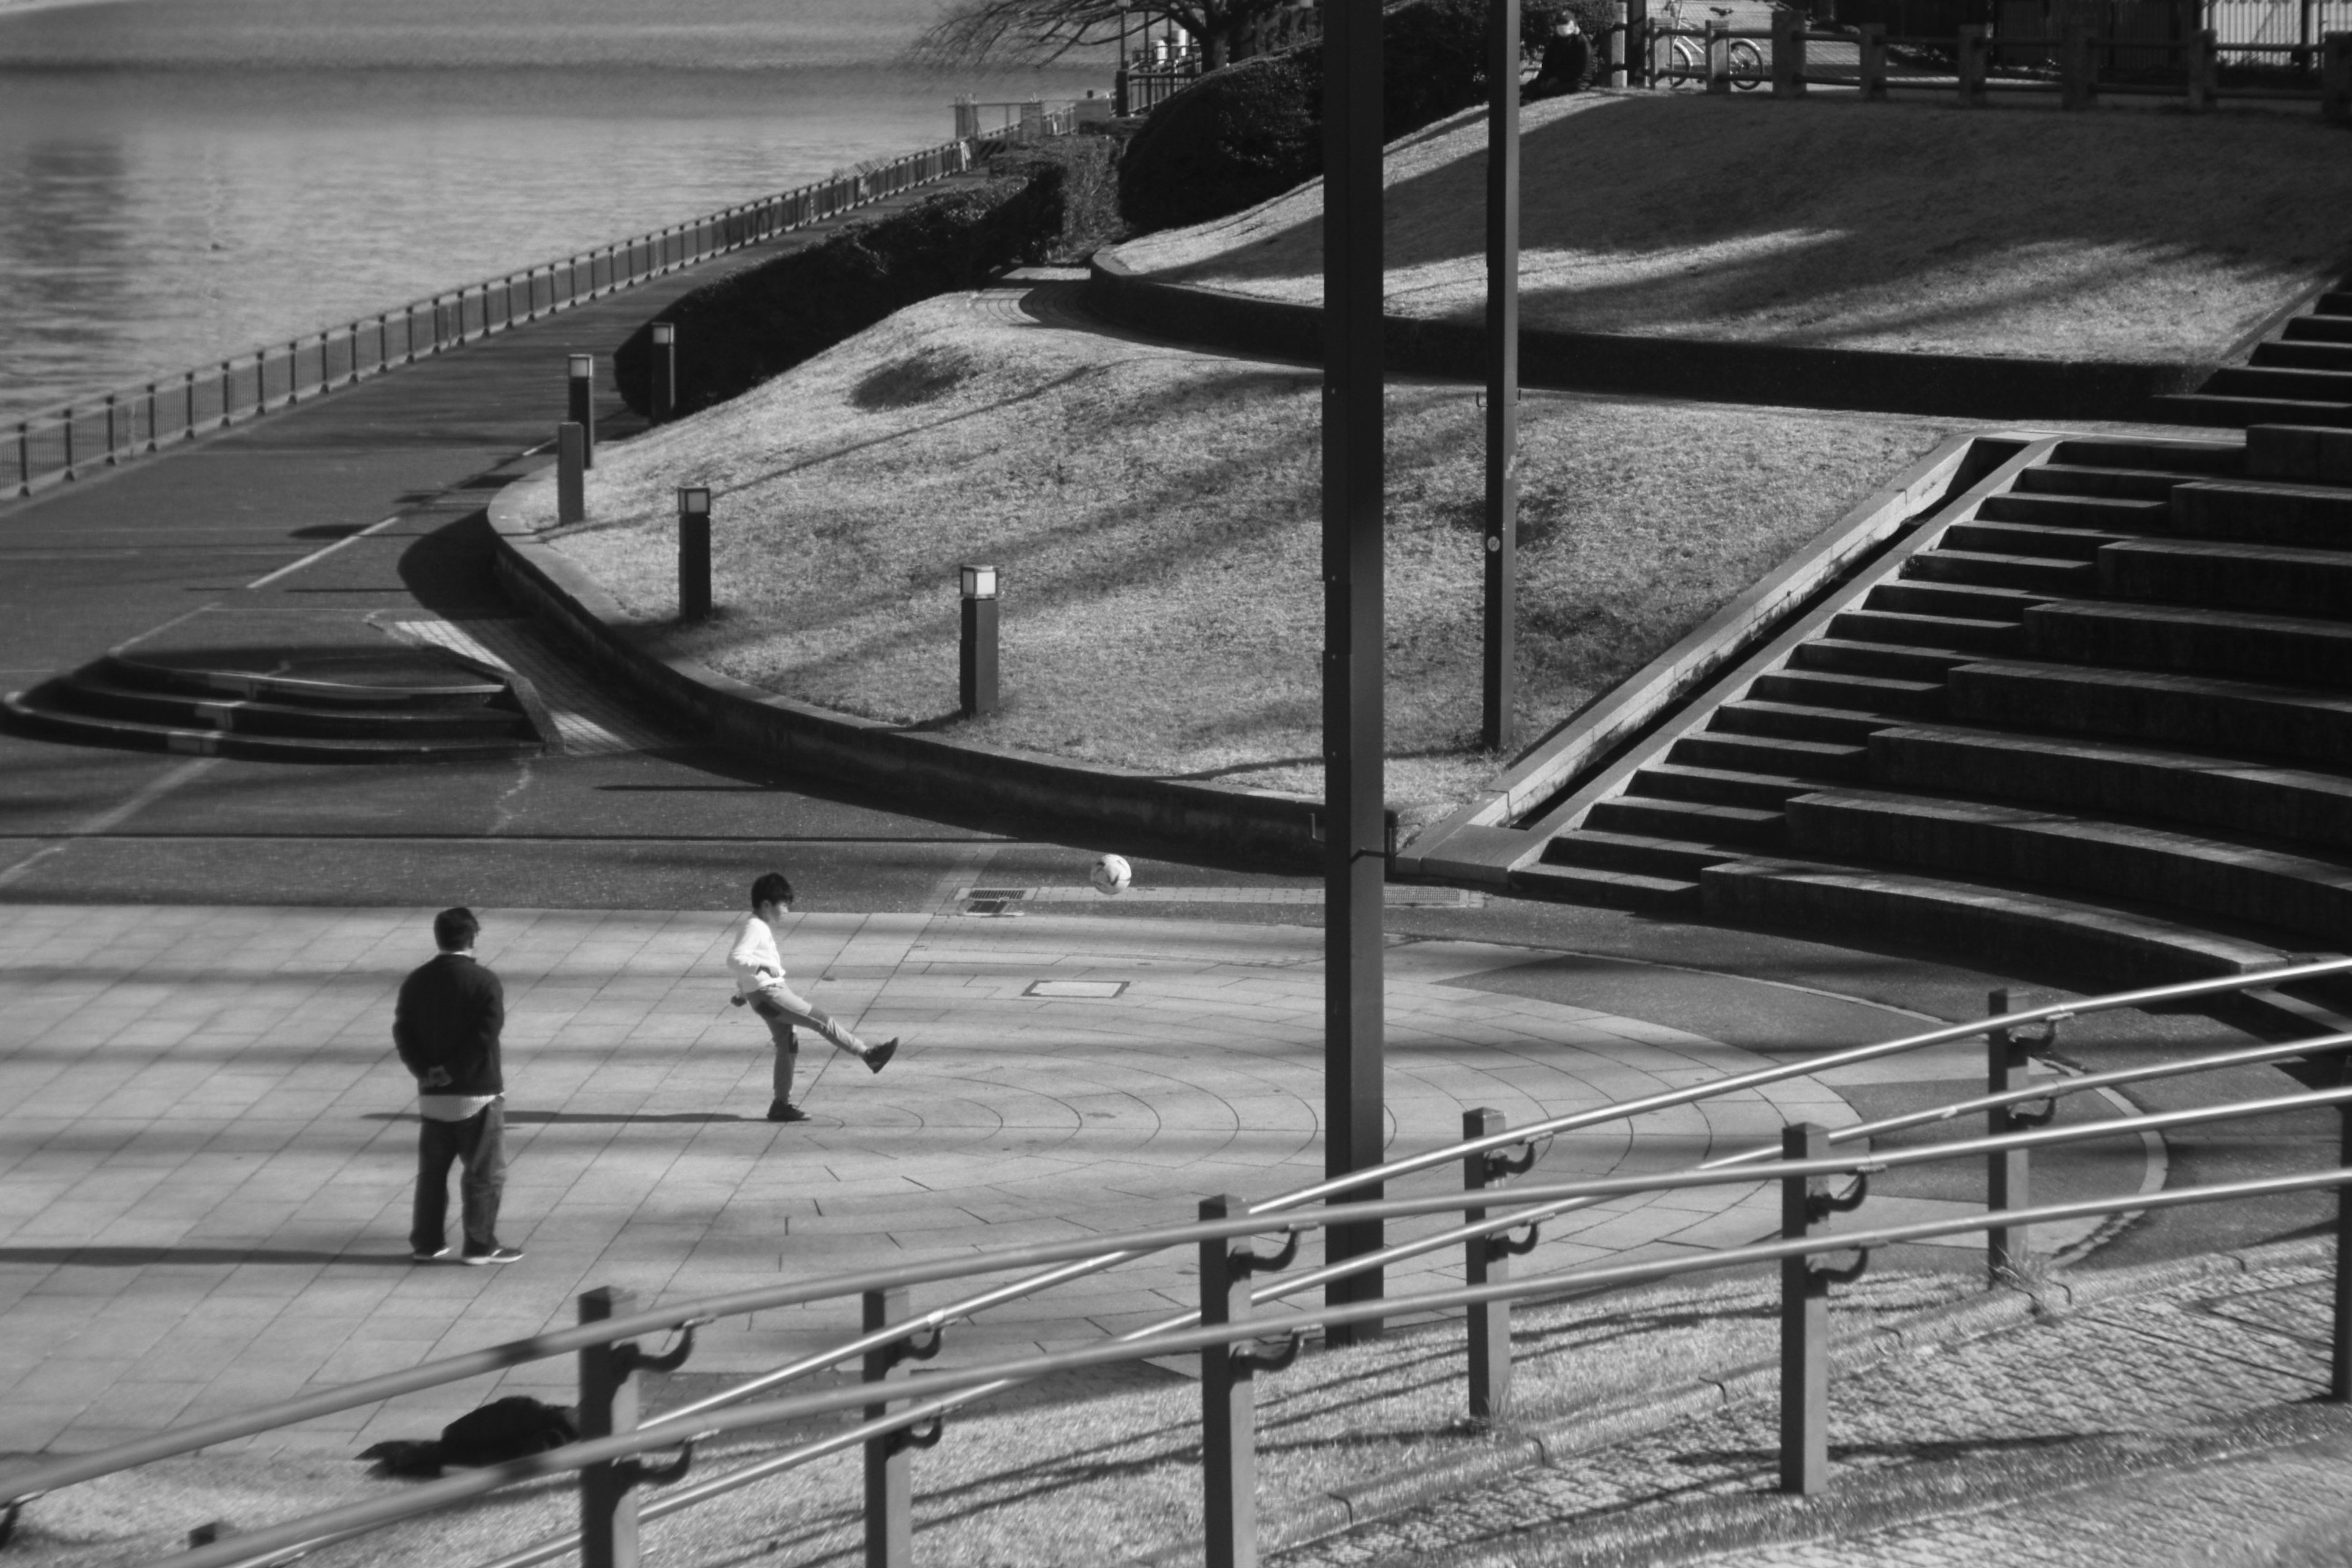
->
xmin=728 ymin=872 xmax=898 ymax=1123
xmin=394 ymin=907 xmax=522 ymax=1265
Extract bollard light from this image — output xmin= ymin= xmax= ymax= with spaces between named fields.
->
xmin=649 ymin=322 xmax=677 ymax=423
xmin=556 ymin=423 xmax=587 ymax=526
xmin=959 ymin=564 xmax=999 ymax=717
xmin=567 ymin=353 xmax=597 ymax=467
xmin=677 ymin=486 xmax=712 ymax=620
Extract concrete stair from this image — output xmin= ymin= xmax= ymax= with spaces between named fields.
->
xmin=1499 ymin=422 xmax=2352 ymax=989
xmin=2156 ymin=274 xmax=2352 ymax=429
xmin=1 ymin=650 xmax=546 ymax=763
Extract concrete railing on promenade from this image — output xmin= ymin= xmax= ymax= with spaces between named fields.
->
xmin=3 ymin=138 xmax=979 ymax=502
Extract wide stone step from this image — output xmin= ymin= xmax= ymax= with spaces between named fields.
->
xmin=2285 ymin=315 xmax=2352 ymax=345
xmin=2010 ymin=464 xmax=2183 ymax=502
xmin=1826 ymin=609 xmax=2022 ymax=655
xmin=2098 ymin=537 xmax=2352 ymax=617
xmin=1782 ymin=788 xmax=2352 ymax=945
xmin=1974 ymin=492 xmax=2168 ymax=530
xmin=2207 ymin=364 xmax=2352 ymax=403
xmin=1669 ymin=729 xmax=1869 ymax=780
xmin=0 ymin=691 xmax=541 ymax=764
xmin=1630 ymin=761 xmax=1822 ymax=811
xmin=2024 ymin=599 xmax=2352 ymax=685
xmin=1907 ymin=549 xmax=2097 ymax=594
xmin=1866 ymin=579 xmax=2048 ymax=622
xmin=1869 ymin=723 xmax=2352 ymax=851
xmin=2169 ymin=479 xmax=2352 ymax=548
xmin=1750 ymin=668 xmax=1944 ymax=718
xmin=2255 ymin=340 xmax=2352 ymax=374
xmin=1947 ymin=660 xmax=2352 ymax=766
xmin=2247 ymin=426 xmax=2352 ymax=486
xmin=45 ymin=675 xmax=530 ymax=741
xmin=2152 ymin=393 xmax=2352 ymax=431
xmin=1790 ymin=638 xmax=1975 ymax=682
xmin=1711 ymin=699 xmax=1900 ymax=746
xmin=1509 ymin=861 xmax=1701 ymax=914
xmin=1542 ymin=826 xmax=1748 ymax=876
xmin=1940 ymin=520 xmax=2121 ymax=562
xmin=1701 ymin=858 xmax=2303 ymax=990
xmin=2045 ymin=437 xmax=2244 ymax=475
xmin=1584 ymin=795 xmax=1785 ymax=846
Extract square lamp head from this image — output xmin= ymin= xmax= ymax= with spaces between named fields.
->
xmin=677 ymin=486 xmax=712 ymax=520
xmin=960 ymin=564 xmax=998 ymax=601
xmin=650 ymin=322 xmax=675 ymax=347
xmin=568 ymin=353 xmax=594 ymax=380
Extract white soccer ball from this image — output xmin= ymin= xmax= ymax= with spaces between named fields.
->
xmin=1090 ymin=854 xmax=1133 ymax=895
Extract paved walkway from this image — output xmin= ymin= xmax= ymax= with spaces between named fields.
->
xmin=0 ymin=900 xmax=2141 ymax=1460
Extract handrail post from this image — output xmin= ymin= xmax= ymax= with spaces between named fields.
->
xmin=1988 ymin=987 xmax=2030 ymax=1278
xmin=1858 ymin=23 xmax=1887 ymax=99
xmin=183 ymin=370 xmax=196 ymax=441
xmin=1200 ymin=1194 xmax=1261 ymax=1568
xmin=61 ymin=407 xmax=74 ymax=482
xmin=578 ymin=1286 xmax=642 ymax=1568
xmin=219 ymin=361 xmax=233 ymax=426
xmin=1705 ymin=19 xmax=1731 ymax=89
xmin=16 ymin=421 xmax=30 ymax=496
xmin=2335 ymin=1102 xmax=2352 ymax=1400
xmin=1463 ymin=1108 xmax=1513 ymax=1422
xmin=144 ymin=382 xmax=158 ymax=453
xmin=285 ymin=341 xmax=300 ymax=404
xmin=1773 ymin=7 xmax=1806 ymax=92
xmin=1780 ymin=1122 xmax=1831 ymax=1494
xmin=103 ymin=394 xmax=118 ymax=466
xmin=862 ymin=1287 xmax=922 ymax=1568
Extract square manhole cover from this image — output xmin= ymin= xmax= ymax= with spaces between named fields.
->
xmin=1024 ymin=980 xmax=1129 ymax=1000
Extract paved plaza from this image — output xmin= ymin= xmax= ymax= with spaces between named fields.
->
xmin=0 ymin=899 xmax=2144 ymax=1462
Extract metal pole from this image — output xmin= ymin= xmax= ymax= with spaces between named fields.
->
xmin=1463 ymin=1108 xmax=1512 ymax=1421
xmin=144 ymin=382 xmax=157 ymax=453
xmin=1780 ymin=1122 xmax=1833 ymax=1494
xmin=578 ymin=1287 xmax=641 ymax=1568
xmin=1323 ymin=0 xmax=1388 ymax=1346
xmin=1483 ymin=0 xmax=1520 ymax=755
xmin=104 ymin=394 xmax=118 ymax=466
xmin=1987 ymin=987 xmax=2030 ymax=1277
xmin=2335 ymin=1104 xmax=2352 ymax=1400
xmin=1200 ymin=1194 xmax=1259 ymax=1568
xmin=862 ymin=1288 xmax=916 ymax=1568
xmin=184 ymin=371 xmax=196 ymax=440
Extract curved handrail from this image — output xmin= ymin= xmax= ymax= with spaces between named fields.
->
xmin=152 ymin=1126 xmax=2352 ymax=1568
xmin=9 ymin=953 xmax=2345 ymax=1512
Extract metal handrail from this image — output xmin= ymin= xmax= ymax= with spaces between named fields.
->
xmin=2 ymin=138 xmax=978 ymax=500
xmin=151 ymin=1149 xmax=2352 ymax=1568
xmin=9 ymin=952 xmax=2346 ymax=1513
xmin=393 ymin=1079 xmax=2352 ymax=1568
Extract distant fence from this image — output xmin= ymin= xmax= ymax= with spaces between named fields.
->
xmin=3 ymin=138 xmax=978 ymax=502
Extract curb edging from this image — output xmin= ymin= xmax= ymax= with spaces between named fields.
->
xmin=485 ymin=478 xmax=1385 ymax=871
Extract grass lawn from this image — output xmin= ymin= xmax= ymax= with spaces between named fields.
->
xmin=514 ymin=291 xmax=1964 ymax=834
xmin=1112 ymin=93 xmax=2352 ymax=364
xmin=7 ymin=1267 xmax=1974 ymax=1567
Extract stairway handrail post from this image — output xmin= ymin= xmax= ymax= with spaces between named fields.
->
xmin=1780 ymin=1123 xmax=1833 ymax=1494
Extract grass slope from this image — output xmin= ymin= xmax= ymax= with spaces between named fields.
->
xmin=1113 ymin=94 xmax=2352 ymax=363
xmin=514 ymin=292 xmax=1962 ymax=831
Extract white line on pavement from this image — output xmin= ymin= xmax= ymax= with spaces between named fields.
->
xmin=245 ymin=514 xmax=403 ymax=589
xmin=0 ymin=755 xmax=219 ymax=888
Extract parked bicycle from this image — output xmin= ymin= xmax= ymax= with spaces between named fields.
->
xmin=1654 ymin=0 xmax=1767 ymax=88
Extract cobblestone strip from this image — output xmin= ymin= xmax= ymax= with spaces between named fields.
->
xmin=1265 ymin=1253 xmax=2345 ymax=1568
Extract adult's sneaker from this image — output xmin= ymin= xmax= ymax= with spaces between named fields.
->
xmin=461 ymin=1246 xmax=525 ymax=1266
xmin=768 ymin=1100 xmax=811 ymax=1123
xmin=411 ymin=1246 xmax=450 ymax=1264
xmin=865 ymin=1039 xmax=900 ymax=1074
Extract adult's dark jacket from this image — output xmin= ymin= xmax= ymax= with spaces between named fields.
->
xmin=393 ymin=952 xmax=506 ymax=1096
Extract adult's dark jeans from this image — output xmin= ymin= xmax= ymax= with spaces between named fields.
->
xmin=412 ymin=1099 xmax=506 ymax=1256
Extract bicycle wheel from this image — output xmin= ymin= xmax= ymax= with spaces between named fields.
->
xmin=1728 ymin=37 xmax=1765 ymax=88
xmin=1667 ymin=34 xmax=1703 ymax=86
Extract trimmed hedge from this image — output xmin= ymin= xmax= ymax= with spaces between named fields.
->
xmin=612 ymin=159 xmax=1067 ymax=419
xmin=1117 ymin=0 xmax=1570 ymax=236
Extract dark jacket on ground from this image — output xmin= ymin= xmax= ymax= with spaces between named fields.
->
xmin=393 ymin=952 xmax=506 ymax=1096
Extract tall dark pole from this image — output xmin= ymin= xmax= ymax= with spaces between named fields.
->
xmin=1323 ymin=0 xmax=1386 ymax=1344
xmin=1483 ymin=0 xmax=1521 ymax=754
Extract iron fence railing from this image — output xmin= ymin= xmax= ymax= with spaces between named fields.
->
xmin=6 ymin=956 xmax=2352 ymax=1567
xmin=2 ymin=138 xmax=978 ymax=504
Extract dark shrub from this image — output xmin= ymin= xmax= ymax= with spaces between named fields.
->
xmin=611 ymin=160 xmax=1066 ymax=419
xmin=1118 ymin=0 xmax=1575 ymax=237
